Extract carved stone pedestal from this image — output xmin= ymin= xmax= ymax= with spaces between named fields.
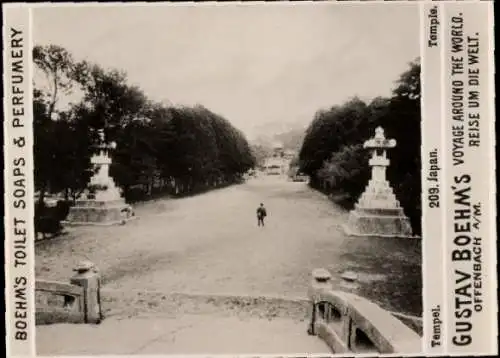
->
xmin=345 ymin=201 xmax=413 ymax=238
xmin=64 ymin=198 xmax=134 ymax=226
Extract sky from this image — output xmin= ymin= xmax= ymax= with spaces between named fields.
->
xmin=33 ymin=3 xmax=419 ymax=140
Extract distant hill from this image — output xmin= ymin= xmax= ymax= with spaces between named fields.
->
xmin=273 ymin=128 xmax=305 ymax=151
xmin=250 ymin=121 xmax=307 ymax=152
xmin=249 ymin=121 xmax=307 ymax=168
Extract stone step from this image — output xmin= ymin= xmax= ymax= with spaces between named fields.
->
xmin=36 ymin=314 xmax=331 ymax=355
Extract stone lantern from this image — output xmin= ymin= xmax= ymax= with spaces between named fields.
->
xmin=343 ymin=127 xmax=414 ymax=238
xmin=64 ymin=129 xmax=135 ymax=226
xmin=87 ymin=130 xmax=121 ymax=201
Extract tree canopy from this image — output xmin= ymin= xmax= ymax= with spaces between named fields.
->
xmin=298 ymin=59 xmax=421 ymax=234
xmin=33 ymin=44 xmax=255 ymax=205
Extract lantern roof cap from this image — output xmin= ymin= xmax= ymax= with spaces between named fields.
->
xmin=363 ymin=126 xmax=396 ymax=149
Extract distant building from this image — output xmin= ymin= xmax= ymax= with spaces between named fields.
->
xmin=263 ymin=157 xmax=285 ymax=175
xmin=271 ymin=143 xmax=285 ymax=158
xmin=263 ymin=143 xmax=296 ymax=176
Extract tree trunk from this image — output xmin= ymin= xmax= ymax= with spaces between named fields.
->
xmin=47 ymin=72 xmax=58 ymax=121
xmin=148 ymin=176 xmax=153 ymax=196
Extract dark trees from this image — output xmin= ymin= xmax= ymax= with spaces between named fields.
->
xmin=33 ymin=44 xmax=255 ymax=205
xmin=299 ymin=59 xmax=421 ymax=234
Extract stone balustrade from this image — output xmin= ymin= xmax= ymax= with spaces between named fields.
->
xmin=36 ymin=261 xmax=102 ymax=325
xmin=307 ymin=268 xmax=421 ymax=354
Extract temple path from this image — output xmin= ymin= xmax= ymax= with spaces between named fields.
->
xmin=36 ymin=176 xmax=421 ymax=316
xmin=36 ymin=176 xmax=421 ymax=354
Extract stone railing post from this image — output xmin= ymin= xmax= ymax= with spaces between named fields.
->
xmin=308 ymin=268 xmax=333 ymax=335
xmin=311 ymin=268 xmax=333 ymax=292
xmin=70 ymin=260 xmax=102 ymax=324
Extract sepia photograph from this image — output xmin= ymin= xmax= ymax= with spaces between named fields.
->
xmin=31 ymin=2 xmax=423 ymax=354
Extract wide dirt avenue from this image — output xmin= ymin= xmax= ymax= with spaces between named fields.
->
xmin=36 ymin=176 xmax=421 ymax=354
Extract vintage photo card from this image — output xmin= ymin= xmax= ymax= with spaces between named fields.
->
xmin=3 ymin=1 xmax=496 ymax=356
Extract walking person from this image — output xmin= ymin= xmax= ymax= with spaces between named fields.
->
xmin=257 ymin=203 xmax=267 ymax=227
